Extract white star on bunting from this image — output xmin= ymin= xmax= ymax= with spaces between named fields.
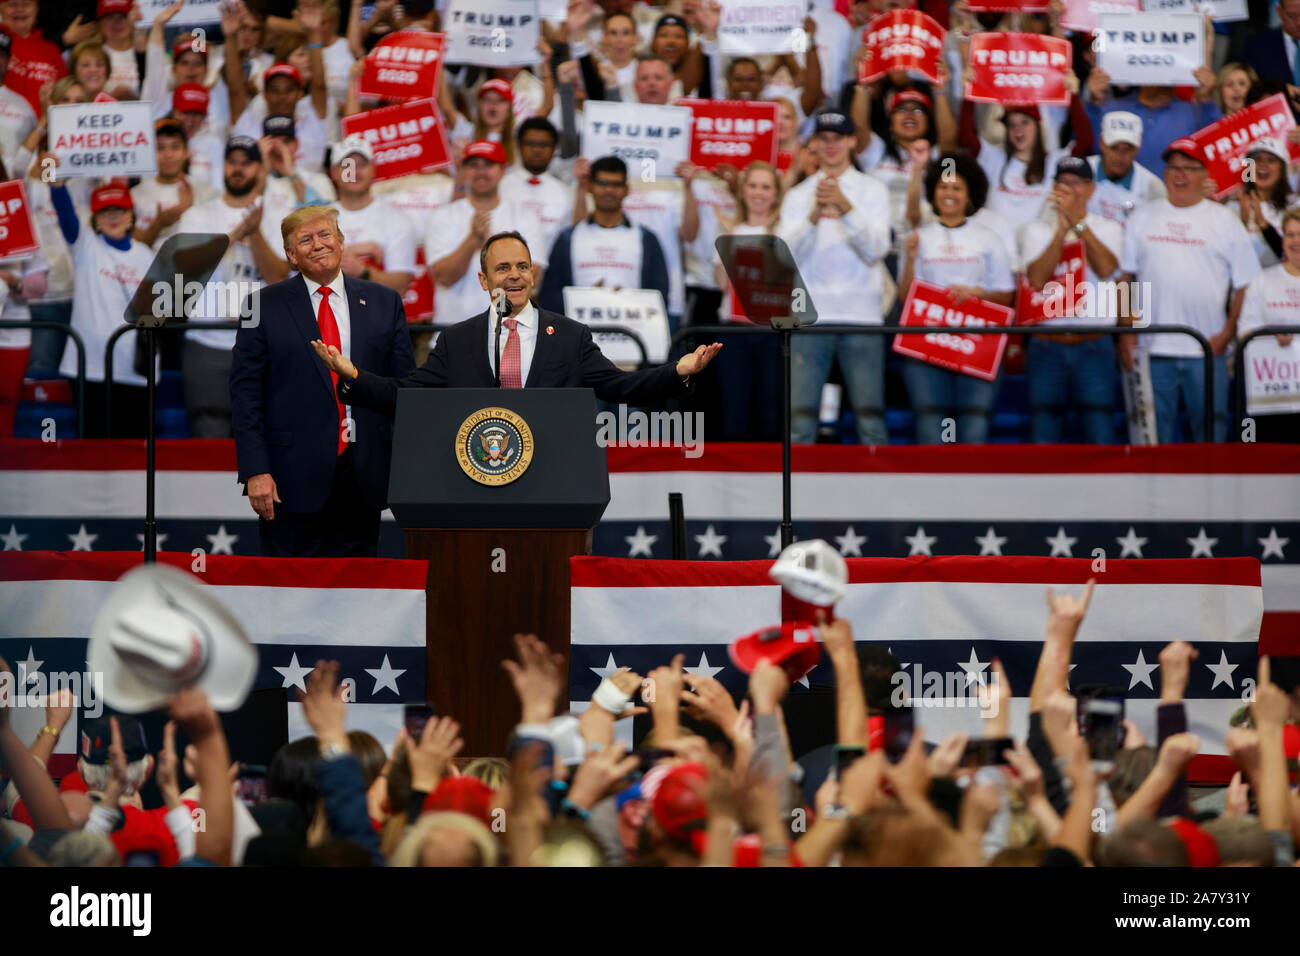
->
xmin=974 ymin=526 xmax=1007 ymax=556
xmin=1206 ymin=650 xmax=1238 ymax=690
xmin=67 ymin=524 xmax=98 ymax=551
xmin=1258 ymin=527 xmax=1289 ymax=561
xmin=274 ymin=653 xmax=314 ymax=692
xmin=958 ymin=647 xmax=990 ymax=688
xmin=365 ymin=655 xmax=406 ymax=695
xmin=835 ymin=526 xmax=866 ymax=557
xmin=1045 ymin=526 xmax=1077 ymax=558
xmin=905 ymin=525 xmax=937 ymax=556
xmin=1115 ymin=526 xmax=1147 ymax=559
xmin=137 ymin=533 xmax=168 ymax=550
xmin=589 ymin=653 xmax=622 ymax=681
xmin=1187 ymin=527 xmax=1218 ymax=558
xmin=1 ymin=524 xmax=27 ymax=551
xmin=625 ymin=525 xmax=658 ymax=558
xmin=695 ymin=524 xmax=727 ymax=558
xmin=1121 ymin=649 xmax=1158 ymax=691
xmin=206 ymin=525 xmax=239 ymax=555
xmin=683 ymin=652 xmax=724 ymax=679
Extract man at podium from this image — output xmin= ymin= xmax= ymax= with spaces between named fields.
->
xmin=312 ymin=231 xmax=721 ymax=413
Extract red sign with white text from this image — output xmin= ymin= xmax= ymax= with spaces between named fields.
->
xmin=1059 ymin=0 xmax=1142 ymax=33
xmin=967 ymin=33 xmax=1072 ymax=107
xmin=858 ymin=10 xmax=946 ymax=84
xmin=1187 ymin=93 xmax=1300 ymax=200
xmin=403 ymin=246 xmax=435 ymax=323
xmin=0 ymin=180 xmax=41 ymax=259
xmin=357 ymin=31 xmax=445 ymax=102
xmin=679 ymin=98 xmax=779 ymax=173
xmin=1015 ymin=239 xmax=1086 ymax=326
xmin=340 ymin=98 xmax=452 ymax=182
xmin=892 ymin=280 xmax=1014 ymax=380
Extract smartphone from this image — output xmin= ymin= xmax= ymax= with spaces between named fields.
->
xmin=882 ymin=707 xmax=914 ymax=764
xmin=404 ymin=702 xmax=436 ymax=741
xmin=832 ymin=744 xmax=866 ymax=780
xmin=1078 ymin=696 xmax=1125 ymax=769
xmin=961 ymin=736 xmax=1014 ymax=769
xmin=235 ymin=764 xmax=268 ymax=807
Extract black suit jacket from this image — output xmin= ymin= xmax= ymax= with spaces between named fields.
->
xmin=1245 ymin=28 xmax=1292 ymax=84
xmin=230 ymin=274 xmax=416 ymax=514
xmin=338 ymin=304 xmax=690 ymax=417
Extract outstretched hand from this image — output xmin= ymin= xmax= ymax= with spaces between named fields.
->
xmin=311 ymin=339 xmax=358 ymax=380
xmin=676 ymin=342 xmax=722 ymax=377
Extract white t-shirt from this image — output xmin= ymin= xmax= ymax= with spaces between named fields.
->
xmin=979 ymin=143 xmax=1068 ymax=232
xmin=1086 ymin=156 xmax=1167 ymax=228
xmin=1019 ymin=213 xmax=1125 ymax=326
xmin=24 ymin=179 xmax=74 ymax=301
xmin=1120 ymin=197 xmax=1261 ymax=357
xmin=131 ymin=177 xmax=220 ymax=249
xmin=778 ymin=166 xmax=892 ymax=323
xmin=500 ymin=167 xmax=573 ymax=262
xmin=177 ymin=195 xmax=284 ymax=350
xmin=187 ymin=128 xmax=227 ymax=193
xmin=424 ymin=197 xmax=547 ymax=323
xmin=683 ymin=175 xmax=735 ymax=290
xmin=623 ymin=184 xmax=686 ymax=316
xmin=908 ymin=219 xmax=1015 ymax=294
xmin=333 ymin=195 xmax=417 ymax=277
xmin=105 ymin=45 xmax=140 ymax=98
xmin=798 ymin=2 xmax=851 ymax=104
xmin=321 ymin=37 xmax=355 ymax=114
xmin=860 ymin=137 xmax=938 ymax=256
xmin=58 ymin=230 xmax=157 ymax=385
xmin=1237 ymin=262 xmax=1300 ymax=414
xmin=568 ymin=218 xmax=646 ymax=291
xmin=0 ymin=248 xmax=48 ymax=348
xmin=968 ymin=207 xmax=1022 ymax=273
xmin=0 ymin=86 xmax=35 ymax=174
xmin=232 ymin=95 xmax=332 ymax=173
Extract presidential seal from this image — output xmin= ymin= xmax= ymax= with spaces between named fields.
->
xmin=455 ymin=407 xmax=534 ymax=486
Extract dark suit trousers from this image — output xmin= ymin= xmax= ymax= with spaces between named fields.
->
xmin=257 ymin=448 xmax=380 ymax=557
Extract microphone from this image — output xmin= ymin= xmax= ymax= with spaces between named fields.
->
xmin=493 ymin=290 xmax=514 ymax=388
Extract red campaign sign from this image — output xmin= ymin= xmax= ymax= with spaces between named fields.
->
xmin=1059 ymin=0 xmax=1141 ymax=34
xmin=0 ymin=179 xmax=41 ymax=259
xmin=727 ymin=243 xmax=791 ymax=325
xmin=357 ymin=31 xmax=445 ymax=102
xmin=1015 ymin=239 xmax=1086 ymax=326
xmin=892 ymin=279 xmax=1014 ymax=381
xmin=967 ymin=0 xmax=1049 ymax=10
xmin=403 ymin=246 xmax=435 ymax=323
xmin=1187 ymin=93 xmax=1300 ymax=200
xmin=966 ymin=33 xmax=1072 ymax=107
xmin=679 ymin=98 xmax=779 ymax=173
xmin=340 ymin=98 xmax=453 ymax=182
xmin=858 ymin=10 xmax=946 ymax=84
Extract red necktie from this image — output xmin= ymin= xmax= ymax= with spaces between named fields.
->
xmin=316 ymin=287 xmax=347 ymax=454
xmin=500 ymin=317 xmax=522 ymax=388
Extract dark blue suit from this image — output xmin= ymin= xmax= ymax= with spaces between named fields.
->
xmin=1244 ymin=28 xmax=1293 ymax=84
xmin=230 ymin=273 xmax=415 ymax=555
xmin=338 ymin=304 xmax=689 ymax=416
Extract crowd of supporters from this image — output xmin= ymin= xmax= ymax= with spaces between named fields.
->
xmin=2 ymin=583 xmax=1297 ymax=868
xmin=0 ymin=0 xmax=1298 ymax=443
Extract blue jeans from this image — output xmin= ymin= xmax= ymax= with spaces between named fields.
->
xmin=902 ymin=358 xmax=998 ymax=444
xmin=791 ymin=332 xmax=886 ymax=444
xmin=26 ymin=300 xmax=73 ymax=376
xmin=1149 ymin=355 xmax=1228 ymax=442
xmin=1027 ymin=337 xmax=1117 ymax=444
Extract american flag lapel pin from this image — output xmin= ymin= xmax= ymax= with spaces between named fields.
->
xmin=360 ymin=298 xmax=367 ymax=306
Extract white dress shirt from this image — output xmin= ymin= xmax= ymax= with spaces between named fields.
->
xmin=304 ymin=271 xmax=352 ymax=418
xmin=487 ymin=298 xmax=539 ymax=385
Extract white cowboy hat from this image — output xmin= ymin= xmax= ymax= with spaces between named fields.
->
xmin=88 ymin=564 xmax=258 ymax=713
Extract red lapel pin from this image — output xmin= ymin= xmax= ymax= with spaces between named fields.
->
xmin=360 ymin=298 xmax=366 ymax=306
xmin=546 ymin=325 xmax=554 ymax=335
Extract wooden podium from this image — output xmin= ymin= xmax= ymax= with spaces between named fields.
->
xmin=388 ymin=388 xmax=610 ymax=755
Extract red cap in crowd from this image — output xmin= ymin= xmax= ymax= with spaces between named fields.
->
xmin=91 ymin=184 xmax=134 ymax=214
xmin=888 ymin=89 xmax=932 ymax=113
xmin=463 ymin=139 xmax=507 ymax=165
xmin=173 ymin=35 xmax=208 ymax=60
xmin=1162 ymin=137 xmax=1202 ymax=164
xmin=1166 ymin=818 xmax=1221 ymax=867
xmin=173 ymin=82 xmax=210 ymax=115
xmin=1001 ymin=104 xmax=1040 ymax=122
xmin=421 ymin=777 xmax=496 ymax=824
xmin=650 ymin=762 xmax=708 ymax=842
xmin=729 ymin=621 xmax=822 ymax=683
xmin=98 ymin=0 xmax=133 ymax=16
xmin=477 ymin=78 xmax=514 ymax=101
xmin=264 ymin=63 xmax=304 ymax=88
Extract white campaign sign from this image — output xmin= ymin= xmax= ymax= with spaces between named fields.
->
xmin=135 ymin=0 xmax=222 ymax=27
xmin=563 ymin=286 xmax=670 ymax=365
xmin=581 ymin=101 xmax=692 ymax=181
xmin=443 ymin=0 xmax=541 ymax=68
xmin=48 ymin=100 xmax=157 ymax=179
xmin=1140 ymin=0 xmax=1247 ymax=21
xmin=717 ymin=0 xmax=807 ymax=55
xmin=1098 ymin=13 xmax=1204 ymax=86
xmin=1243 ymin=336 xmax=1300 ymax=416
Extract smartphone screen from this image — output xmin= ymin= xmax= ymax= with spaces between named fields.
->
xmin=404 ymin=702 xmax=436 ymax=741
xmin=235 ymin=764 xmax=268 ymax=807
xmin=961 ymin=736 xmax=1014 ymax=769
xmin=883 ymin=708 xmax=914 ymax=764
xmin=1080 ymin=697 xmax=1124 ymax=766
xmin=832 ymin=744 xmax=867 ymax=779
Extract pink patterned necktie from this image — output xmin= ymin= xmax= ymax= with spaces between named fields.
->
xmin=500 ymin=317 xmax=521 ymax=388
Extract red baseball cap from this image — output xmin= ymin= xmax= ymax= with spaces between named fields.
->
xmin=729 ymin=621 xmax=822 ymax=682
xmin=1162 ymin=137 xmax=1202 ymax=164
xmin=888 ymin=89 xmax=931 ymax=113
xmin=463 ymin=139 xmax=507 ymax=165
xmin=421 ymin=777 xmax=496 ymax=824
xmin=477 ymin=78 xmax=514 ymax=101
xmin=173 ymin=35 xmax=208 ymax=60
xmin=1001 ymin=104 xmax=1040 ymax=122
xmin=1166 ymin=818 xmax=1221 ymax=867
xmin=91 ymin=184 xmax=133 ymax=214
xmin=264 ymin=62 xmax=304 ymax=88
xmin=97 ymin=0 xmax=133 ymax=16
xmin=173 ymin=82 xmax=210 ymax=115
xmin=650 ymin=762 xmax=708 ymax=842
xmin=109 ymin=805 xmax=180 ymax=867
